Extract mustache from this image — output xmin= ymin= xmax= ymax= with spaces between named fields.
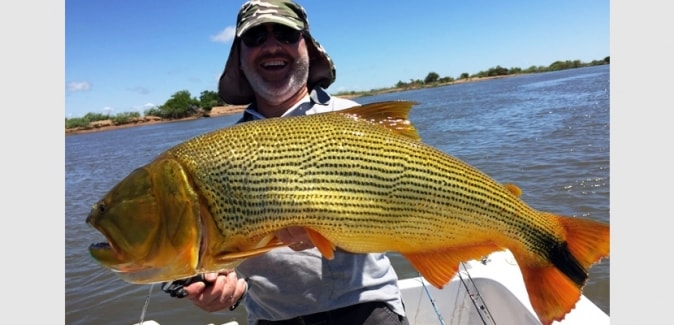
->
xmin=255 ymin=52 xmax=294 ymax=64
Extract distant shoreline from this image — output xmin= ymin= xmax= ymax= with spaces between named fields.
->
xmin=64 ymin=74 xmax=511 ymax=136
xmin=65 ymin=105 xmax=247 ymax=136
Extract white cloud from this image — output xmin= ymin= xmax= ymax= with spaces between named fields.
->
xmin=210 ymin=26 xmax=236 ymax=43
xmin=67 ymin=81 xmax=92 ymax=92
xmin=127 ymin=86 xmax=150 ymax=95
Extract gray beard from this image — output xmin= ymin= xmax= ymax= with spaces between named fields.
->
xmin=243 ymin=55 xmax=310 ymax=106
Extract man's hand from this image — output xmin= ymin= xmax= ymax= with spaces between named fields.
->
xmin=180 ymin=272 xmax=247 ymax=312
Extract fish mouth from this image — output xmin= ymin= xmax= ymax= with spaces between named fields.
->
xmin=88 ymin=241 xmax=117 ymax=266
xmin=86 ymin=220 xmax=171 ymax=282
xmin=87 ymin=217 xmax=111 ymax=249
xmin=87 ymin=222 xmax=123 ymax=268
xmin=88 ymin=242 xmax=118 ymax=268
xmin=89 ymin=241 xmax=111 ymax=249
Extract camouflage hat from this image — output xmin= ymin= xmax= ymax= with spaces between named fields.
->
xmin=218 ymin=0 xmax=337 ymax=105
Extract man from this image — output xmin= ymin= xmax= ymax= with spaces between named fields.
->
xmin=169 ymin=1 xmax=409 ymax=325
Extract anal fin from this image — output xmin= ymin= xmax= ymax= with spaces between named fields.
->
xmin=402 ymin=243 xmax=501 ymax=289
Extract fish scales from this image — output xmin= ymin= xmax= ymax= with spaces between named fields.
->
xmin=167 ymin=107 xmax=557 ymax=255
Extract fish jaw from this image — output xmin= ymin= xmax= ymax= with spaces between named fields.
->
xmin=86 ymin=157 xmax=203 ymax=284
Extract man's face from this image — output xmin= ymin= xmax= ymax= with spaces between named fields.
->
xmin=240 ymin=23 xmax=310 ymax=106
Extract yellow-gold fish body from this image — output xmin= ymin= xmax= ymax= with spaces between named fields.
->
xmin=86 ymin=101 xmax=609 ymax=325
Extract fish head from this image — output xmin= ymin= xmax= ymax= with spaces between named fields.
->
xmin=86 ymin=157 xmax=202 ymax=284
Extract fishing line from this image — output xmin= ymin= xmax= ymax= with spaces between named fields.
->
xmin=138 ymin=283 xmax=155 ymax=325
xmin=419 ymin=273 xmax=446 ymax=325
xmin=457 ymin=262 xmax=495 ymax=325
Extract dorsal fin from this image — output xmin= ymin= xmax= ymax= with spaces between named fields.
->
xmin=337 ymin=101 xmax=421 ymax=141
xmin=503 ymin=183 xmax=523 ymax=197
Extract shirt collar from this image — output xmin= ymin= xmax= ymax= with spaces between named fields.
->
xmin=240 ymin=87 xmax=332 ymax=121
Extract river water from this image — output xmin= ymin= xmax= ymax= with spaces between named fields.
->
xmin=65 ymin=65 xmax=610 ymax=324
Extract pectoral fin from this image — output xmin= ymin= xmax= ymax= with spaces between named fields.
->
xmin=214 ymin=237 xmax=286 ymax=262
xmin=305 ymin=228 xmax=336 ymax=260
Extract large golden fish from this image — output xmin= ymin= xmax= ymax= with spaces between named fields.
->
xmin=87 ymin=101 xmax=609 ymax=325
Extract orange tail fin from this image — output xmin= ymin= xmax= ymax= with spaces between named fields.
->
xmin=517 ymin=215 xmax=609 ymax=325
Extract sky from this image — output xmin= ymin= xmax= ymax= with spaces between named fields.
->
xmin=64 ymin=0 xmax=610 ymax=118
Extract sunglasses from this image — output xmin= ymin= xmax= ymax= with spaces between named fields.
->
xmin=241 ymin=24 xmax=303 ymax=48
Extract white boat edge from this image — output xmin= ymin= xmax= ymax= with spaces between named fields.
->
xmin=135 ymin=249 xmax=609 ymax=325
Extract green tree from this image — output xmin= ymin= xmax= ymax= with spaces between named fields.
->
xmin=159 ymin=90 xmax=200 ymax=118
xmin=144 ymin=106 xmax=162 ymax=117
xmin=65 ymin=117 xmax=89 ymax=129
xmin=486 ymin=65 xmax=509 ymax=76
xmin=438 ymin=76 xmax=454 ymax=83
xmin=83 ymin=112 xmax=110 ymax=122
xmin=111 ymin=112 xmax=141 ymax=124
xmin=548 ymin=60 xmax=581 ymax=71
xmin=509 ymin=67 xmax=522 ymax=74
xmin=199 ymin=90 xmax=223 ymax=110
xmin=424 ymin=72 xmax=440 ymax=83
